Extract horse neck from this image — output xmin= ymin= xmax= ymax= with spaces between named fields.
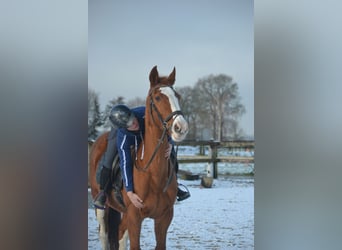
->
xmin=143 ymin=113 xmax=168 ymax=159
xmin=137 ymin=108 xmax=169 ymax=174
xmin=144 ymin=102 xmax=167 ymax=150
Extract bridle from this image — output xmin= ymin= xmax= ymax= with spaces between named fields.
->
xmin=149 ymin=85 xmax=184 ymax=130
xmin=136 ymin=85 xmax=183 ymax=173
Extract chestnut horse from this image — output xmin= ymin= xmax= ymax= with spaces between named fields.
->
xmin=89 ymin=66 xmax=189 ymax=250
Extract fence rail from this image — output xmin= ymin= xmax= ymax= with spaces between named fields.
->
xmin=88 ymin=140 xmax=255 ymax=185
xmin=175 ymin=140 xmax=255 ymax=178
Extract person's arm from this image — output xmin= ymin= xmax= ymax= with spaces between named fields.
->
xmin=117 ymin=132 xmax=134 ymax=192
xmin=117 ymin=131 xmax=144 ymax=208
xmin=126 ymin=191 xmax=144 ymax=208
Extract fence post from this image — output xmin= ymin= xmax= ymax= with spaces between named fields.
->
xmin=210 ymin=142 xmax=218 ymax=179
xmin=199 ymin=145 xmax=205 ymax=155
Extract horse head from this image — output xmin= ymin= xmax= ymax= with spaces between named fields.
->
xmin=148 ymin=66 xmax=189 ymax=142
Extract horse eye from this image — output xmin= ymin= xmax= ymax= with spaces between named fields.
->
xmin=155 ymin=96 xmax=161 ymax=101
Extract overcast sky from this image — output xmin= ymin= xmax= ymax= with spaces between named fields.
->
xmin=89 ymin=0 xmax=254 ymax=136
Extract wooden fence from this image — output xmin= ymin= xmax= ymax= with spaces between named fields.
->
xmin=175 ymin=140 xmax=255 ymax=178
xmin=88 ymin=140 xmax=255 ymax=185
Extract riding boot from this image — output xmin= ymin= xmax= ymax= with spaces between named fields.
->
xmin=112 ymin=169 xmax=126 ymax=208
xmin=177 ymin=184 xmax=191 ymax=201
xmin=170 ymin=150 xmax=191 ymax=201
xmin=93 ymin=167 xmax=111 ymax=209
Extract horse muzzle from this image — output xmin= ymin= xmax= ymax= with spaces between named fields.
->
xmin=170 ymin=115 xmax=189 ymax=142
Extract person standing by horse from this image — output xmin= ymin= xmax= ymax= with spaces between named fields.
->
xmin=93 ymin=104 xmax=190 ymax=209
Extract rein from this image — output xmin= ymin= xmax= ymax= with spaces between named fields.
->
xmin=135 ymin=124 xmax=168 ymax=172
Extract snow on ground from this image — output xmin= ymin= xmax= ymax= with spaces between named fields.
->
xmin=176 ymin=145 xmax=254 ymax=158
xmin=177 ymin=145 xmax=255 ymax=176
xmin=88 ymin=176 xmax=254 ymax=249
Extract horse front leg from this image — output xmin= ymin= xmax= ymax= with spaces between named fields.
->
xmin=154 ymin=207 xmax=174 ymax=250
xmin=127 ymin=211 xmax=143 ymax=250
xmin=118 ymin=213 xmax=128 ymax=250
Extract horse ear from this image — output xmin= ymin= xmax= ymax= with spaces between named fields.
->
xmin=149 ymin=66 xmax=159 ymax=87
xmin=168 ymin=67 xmax=176 ymax=85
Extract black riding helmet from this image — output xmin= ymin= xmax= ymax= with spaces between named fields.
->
xmin=109 ymin=104 xmax=135 ymax=128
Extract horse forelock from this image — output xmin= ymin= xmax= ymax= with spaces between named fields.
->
xmin=158 ymin=76 xmax=169 ymax=85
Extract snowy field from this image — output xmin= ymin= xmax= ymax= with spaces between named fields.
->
xmin=88 ymin=176 xmax=254 ymax=249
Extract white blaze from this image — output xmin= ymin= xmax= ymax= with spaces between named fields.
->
xmin=160 ymin=86 xmax=189 ymax=141
xmin=160 ymin=87 xmax=181 ymax=112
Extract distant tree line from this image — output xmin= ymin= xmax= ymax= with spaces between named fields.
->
xmin=88 ymin=74 xmax=249 ymax=141
xmin=88 ymin=88 xmax=103 ymax=140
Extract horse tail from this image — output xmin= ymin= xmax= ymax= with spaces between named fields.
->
xmin=107 ymin=207 xmax=121 ymax=250
xmin=89 ymin=131 xmax=110 ymax=198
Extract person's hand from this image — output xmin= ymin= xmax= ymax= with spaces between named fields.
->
xmin=127 ymin=191 xmax=144 ymax=209
xmin=165 ymin=143 xmax=172 ymax=159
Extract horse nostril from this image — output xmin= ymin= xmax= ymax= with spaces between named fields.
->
xmin=174 ymin=124 xmax=180 ymax=132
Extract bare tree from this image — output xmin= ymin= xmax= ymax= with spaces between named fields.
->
xmin=127 ymin=97 xmax=145 ymax=108
xmin=88 ymin=88 xmax=102 ymax=140
xmin=176 ymin=86 xmax=197 ymax=139
xmin=194 ymin=74 xmax=245 ymax=141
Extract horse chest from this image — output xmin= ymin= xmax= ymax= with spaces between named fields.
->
xmin=141 ymin=195 xmax=173 ymax=218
